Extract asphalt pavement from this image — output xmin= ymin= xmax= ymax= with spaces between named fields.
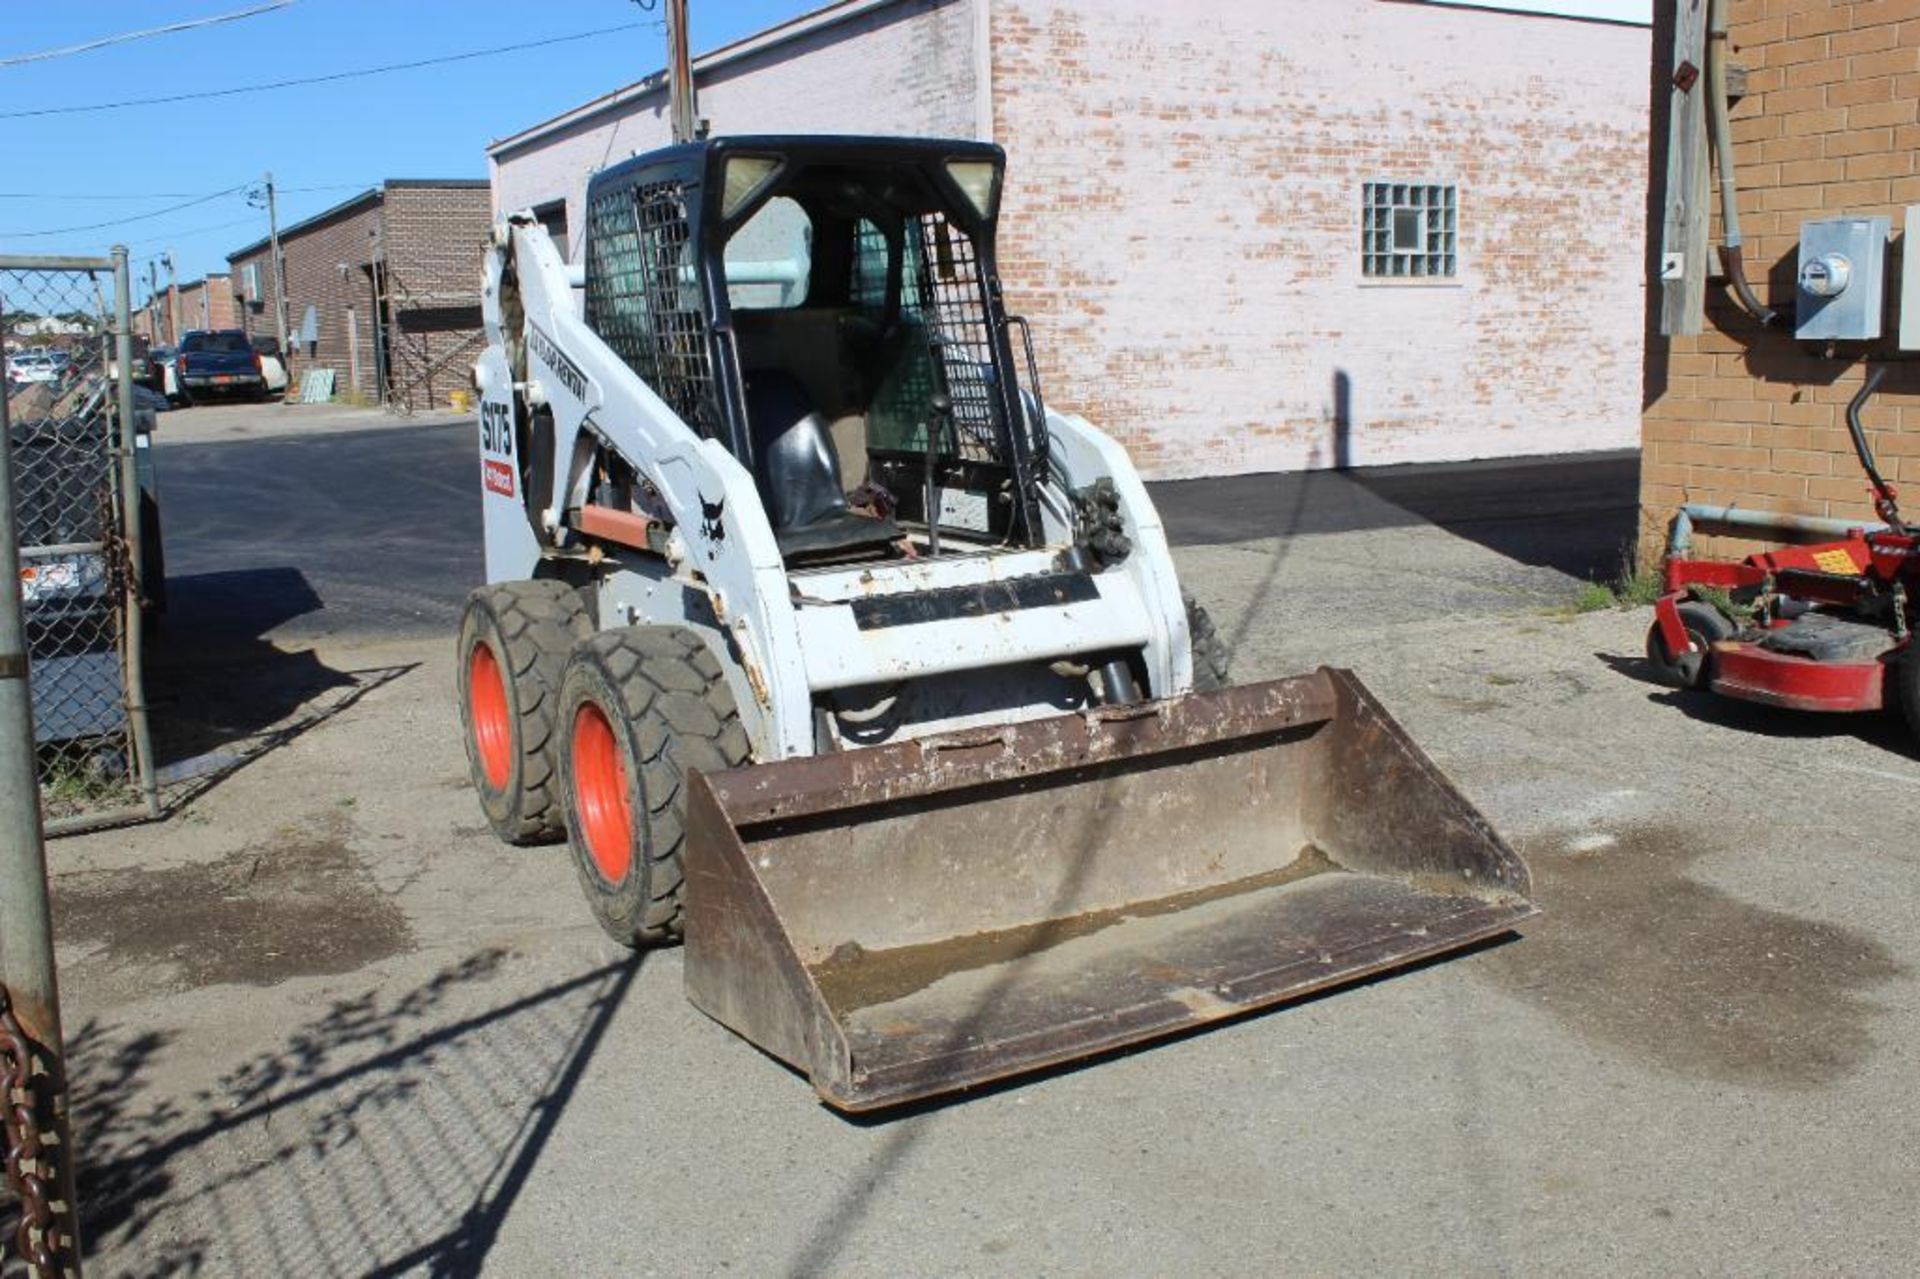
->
xmin=149 ymin=405 xmax=1637 ymax=645
xmin=44 ymin=405 xmax=1920 ymax=1275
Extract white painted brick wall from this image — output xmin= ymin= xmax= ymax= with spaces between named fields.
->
xmin=490 ymin=0 xmax=985 ymax=260
xmin=489 ymin=0 xmax=1648 ymax=478
xmin=995 ymin=0 xmax=1650 ymax=478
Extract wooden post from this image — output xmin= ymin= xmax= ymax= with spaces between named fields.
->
xmin=1659 ymin=0 xmax=1711 ymax=337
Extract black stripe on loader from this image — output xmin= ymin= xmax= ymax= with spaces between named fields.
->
xmin=849 ymin=571 xmax=1099 ymax=630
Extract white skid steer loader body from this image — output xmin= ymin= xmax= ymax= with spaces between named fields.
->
xmin=475 ymin=214 xmax=1194 ymax=761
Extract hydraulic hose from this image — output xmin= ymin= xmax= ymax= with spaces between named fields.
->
xmin=1845 ymin=365 xmax=1905 ymax=531
xmin=1706 ymin=0 xmax=1784 ymax=328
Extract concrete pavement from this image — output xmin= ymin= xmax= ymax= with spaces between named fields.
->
xmin=37 ymin=412 xmax=1920 ymax=1275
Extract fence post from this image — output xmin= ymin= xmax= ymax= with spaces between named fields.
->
xmin=111 ymin=248 xmax=158 ymax=820
xmin=0 ymin=295 xmax=85 ymax=1273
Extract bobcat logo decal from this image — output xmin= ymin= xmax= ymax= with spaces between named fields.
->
xmin=699 ymin=493 xmax=726 ymax=557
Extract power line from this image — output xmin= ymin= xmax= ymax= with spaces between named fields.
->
xmin=0 ymin=22 xmax=645 ymax=119
xmin=0 ymin=2 xmax=296 ymax=68
xmin=0 ymin=191 xmax=209 ymax=201
xmin=0 ymin=186 xmax=246 ymax=238
xmin=123 ymin=214 xmax=266 ymax=252
xmin=0 ymin=183 xmax=367 ymax=200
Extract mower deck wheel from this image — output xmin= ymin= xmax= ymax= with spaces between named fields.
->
xmin=1895 ymin=644 xmax=1920 ymax=742
xmin=1646 ymin=600 xmax=1734 ymax=690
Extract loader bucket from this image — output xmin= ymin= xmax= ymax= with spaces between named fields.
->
xmin=683 ymin=668 xmax=1533 ymax=1111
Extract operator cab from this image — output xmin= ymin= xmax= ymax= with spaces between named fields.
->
xmin=581 ymin=136 xmax=1048 ymax=562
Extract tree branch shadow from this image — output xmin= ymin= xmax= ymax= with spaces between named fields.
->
xmin=25 ymin=948 xmax=639 ymax=1276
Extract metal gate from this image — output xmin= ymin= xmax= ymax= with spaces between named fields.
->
xmin=1 ymin=250 xmax=159 ymax=834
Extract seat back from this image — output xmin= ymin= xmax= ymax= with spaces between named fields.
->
xmin=743 ymin=372 xmax=848 ymax=532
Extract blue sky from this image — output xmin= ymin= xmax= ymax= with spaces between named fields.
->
xmin=0 ymin=1 xmax=818 ymax=293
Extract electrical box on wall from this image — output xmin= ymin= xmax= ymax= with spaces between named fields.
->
xmin=1796 ymin=215 xmax=1889 ymax=341
xmin=1901 ymin=207 xmax=1920 ymax=351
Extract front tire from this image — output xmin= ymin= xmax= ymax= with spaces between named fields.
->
xmin=1645 ymin=599 xmax=1734 ymax=690
xmin=457 ymin=580 xmax=591 ymax=844
xmin=557 ymin=627 xmax=750 ymax=947
xmin=1185 ymin=591 xmax=1231 ymax=691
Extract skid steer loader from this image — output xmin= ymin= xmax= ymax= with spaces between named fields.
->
xmin=460 ymin=135 xmax=1533 ymax=1110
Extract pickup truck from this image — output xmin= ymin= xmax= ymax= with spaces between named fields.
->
xmin=175 ymin=328 xmax=267 ymax=404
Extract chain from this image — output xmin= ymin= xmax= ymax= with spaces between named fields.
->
xmin=0 ymin=986 xmax=72 ymax=1276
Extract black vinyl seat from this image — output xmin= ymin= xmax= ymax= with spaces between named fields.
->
xmin=742 ymin=372 xmax=897 ymax=559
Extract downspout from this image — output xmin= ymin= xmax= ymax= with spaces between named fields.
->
xmin=1706 ymin=0 xmax=1784 ymax=327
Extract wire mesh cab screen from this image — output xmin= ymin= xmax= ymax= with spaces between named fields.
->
xmin=583 ymin=137 xmax=1042 ymax=543
xmin=584 ymin=175 xmax=723 ymax=440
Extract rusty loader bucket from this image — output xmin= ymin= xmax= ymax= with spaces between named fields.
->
xmin=684 ymin=668 xmax=1533 ymax=1111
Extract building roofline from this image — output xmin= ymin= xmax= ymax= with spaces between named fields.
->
xmin=384 ymin=178 xmax=491 ymax=189
xmin=225 ymin=178 xmax=488 ymax=261
xmin=1399 ymin=0 xmax=1651 ymax=24
xmin=228 ymin=186 xmax=380 ymax=261
xmin=486 ymin=0 xmax=906 ymax=160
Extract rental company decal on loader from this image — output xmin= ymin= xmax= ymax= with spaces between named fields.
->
xmin=457 ymin=136 xmax=1534 ymax=1110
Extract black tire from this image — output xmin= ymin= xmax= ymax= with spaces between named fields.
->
xmin=1185 ymin=591 xmax=1231 ymax=691
xmin=557 ymin=627 xmax=750 ymax=947
xmin=1894 ymin=641 xmax=1920 ymax=742
xmin=458 ymin=579 xmax=591 ymax=844
xmin=1645 ymin=599 xmax=1734 ymax=690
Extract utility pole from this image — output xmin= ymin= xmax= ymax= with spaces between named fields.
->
xmin=164 ymin=250 xmax=179 ymax=345
xmin=264 ymin=172 xmax=290 ymax=369
xmin=666 ymin=0 xmax=697 ymax=145
xmin=147 ymin=259 xmax=160 ymax=343
xmin=0 ymin=259 xmax=87 ymax=1271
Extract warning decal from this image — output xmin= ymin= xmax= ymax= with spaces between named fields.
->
xmin=1813 ymin=548 xmax=1857 ymax=575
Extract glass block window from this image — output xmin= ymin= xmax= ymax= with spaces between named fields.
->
xmin=1362 ymin=182 xmax=1457 ymax=279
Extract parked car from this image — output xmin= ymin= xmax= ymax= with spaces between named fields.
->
xmin=110 ymin=336 xmax=161 ymax=392
xmin=250 ymin=334 xmax=290 ymax=397
xmin=175 ymin=329 xmax=267 ymax=404
xmin=6 ymin=349 xmax=70 ymax=387
xmin=11 ymin=379 xmax=164 ymax=765
xmin=150 ymin=346 xmax=179 ymax=401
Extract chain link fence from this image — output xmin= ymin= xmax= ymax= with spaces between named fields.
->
xmin=2 ymin=253 xmax=159 ymax=834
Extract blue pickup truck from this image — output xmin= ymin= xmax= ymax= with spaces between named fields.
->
xmin=174 ymin=328 xmax=268 ymax=404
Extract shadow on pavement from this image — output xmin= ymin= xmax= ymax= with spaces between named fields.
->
xmin=1593 ymin=649 xmax=1917 ymax=757
xmin=144 ymin=568 xmax=413 ymax=811
xmin=56 ymin=950 xmax=638 ymax=1276
xmin=1152 ymin=450 xmax=1641 ymax=583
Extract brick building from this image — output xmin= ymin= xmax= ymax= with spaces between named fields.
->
xmin=488 ymin=0 xmax=1652 ymax=479
xmin=227 ymin=179 xmax=490 ymax=410
xmin=1642 ymin=0 xmax=1920 ymax=562
xmin=135 ymin=274 xmax=238 ymax=344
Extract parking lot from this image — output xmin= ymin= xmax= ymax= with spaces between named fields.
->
xmin=41 ymin=403 xmax=1920 ymax=1274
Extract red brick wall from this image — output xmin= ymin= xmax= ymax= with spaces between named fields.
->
xmin=231 ymin=195 xmax=384 ymax=397
xmin=145 ymin=275 xmax=238 ymax=344
xmin=1641 ymin=0 xmax=1920 ymax=562
xmin=381 ymin=183 xmax=491 ymax=410
xmin=229 ymin=184 xmax=489 ymax=405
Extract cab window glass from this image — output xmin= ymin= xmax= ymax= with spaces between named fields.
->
xmin=724 ymin=196 xmax=811 ymax=310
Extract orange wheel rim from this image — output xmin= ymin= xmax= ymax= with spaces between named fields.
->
xmin=573 ymin=701 xmax=633 ymax=883
xmin=469 ymin=642 xmax=512 ymax=790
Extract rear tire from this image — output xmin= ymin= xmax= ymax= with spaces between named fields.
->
xmin=1645 ymin=599 xmax=1734 ymax=690
xmin=458 ymin=580 xmax=591 ymax=844
xmin=1894 ymin=641 xmax=1920 ymax=742
xmin=1185 ymin=592 xmax=1231 ymax=691
xmin=557 ymin=627 xmax=750 ymax=947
